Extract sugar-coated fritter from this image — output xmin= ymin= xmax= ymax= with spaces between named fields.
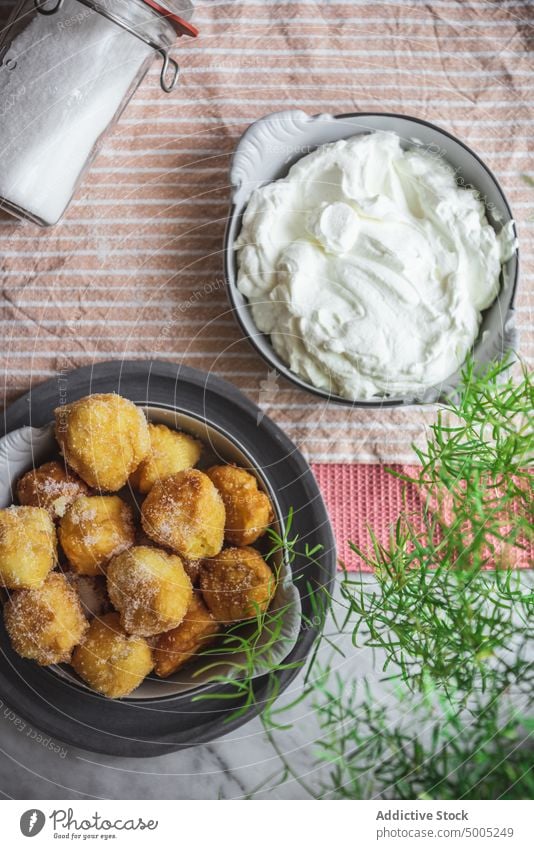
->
xmin=107 ymin=545 xmax=193 ymax=637
xmin=59 ymin=495 xmax=135 ymax=576
xmin=55 ymin=393 xmax=150 ymax=491
xmin=206 ymin=465 xmax=274 ymax=546
xmin=4 ymin=572 xmax=88 ymax=665
xmin=71 ymin=612 xmax=153 ymax=699
xmin=129 ymin=423 xmax=201 ymax=494
xmin=153 ymin=592 xmax=218 ymax=677
xmin=0 ymin=506 xmax=57 ymax=589
xmin=17 ymin=460 xmax=90 ymax=520
xmin=200 ymin=546 xmax=276 ymax=624
xmin=141 ymin=469 xmax=225 ymax=560
xmin=132 ymin=537 xmax=202 ymax=585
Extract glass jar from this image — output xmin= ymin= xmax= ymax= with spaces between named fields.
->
xmin=0 ymin=0 xmax=197 ymax=226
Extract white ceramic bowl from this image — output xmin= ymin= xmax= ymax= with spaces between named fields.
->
xmin=0 ymin=406 xmax=301 ymax=700
xmin=224 ymin=110 xmax=519 ymax=407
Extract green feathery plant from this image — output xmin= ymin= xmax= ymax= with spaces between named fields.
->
xmin=343 ymin=356 xmax=533 ymax=697
xmin=304 ymin=666 xmax=533 ymax=800
xmin=199 ymin=355 xmax=532 ymax=798
xmin=249 ymin=653 xmax=533 ymax=801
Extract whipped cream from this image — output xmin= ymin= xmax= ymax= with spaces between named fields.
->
xmin=235 ymin=131 xmax=516 ymax=400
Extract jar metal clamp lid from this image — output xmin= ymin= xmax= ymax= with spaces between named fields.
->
xmin=34 ymin=0 xmax=198 ymax=92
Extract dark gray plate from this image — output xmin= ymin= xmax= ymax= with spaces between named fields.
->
xmin=0 ymin=361 xmax=336 ymax=758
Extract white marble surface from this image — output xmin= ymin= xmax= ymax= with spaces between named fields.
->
xmin=0 ymin=621 xmax=375 ymax=800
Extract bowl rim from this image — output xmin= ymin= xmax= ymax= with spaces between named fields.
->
xmin=223 ymin=110 xmax=520 ymax=409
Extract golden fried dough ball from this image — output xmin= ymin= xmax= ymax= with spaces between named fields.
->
xmin=153 ymin=593 xmax=218 ymax=677
xmin=55 ymin=393 xmax=150 ymax=491
xmin=133 ymin=533 xmax=201 ymax=586
xmin=206 ymin=465 xmax=274 ymax=546
xmin=4 ymin=572 xmax=88 ymax=665
xmin=200 ymin=546 xmax=276 ymax=624
xmin=59 ymin=496 xmax=135 ymax=577
xmin=71 ymin=612 xmax=153 ymax=699
xmin=0 ymin=506 xmax=57 ymax=589
xmin=141 ymin=469 xmax=225 ymax=560
xmin=17 ymin=461 xmax=90 ymax=520
xmin=129 ymin=424 xmax=201 ymax=494
xmin=107 ymin=546 xmax=193 ymax=637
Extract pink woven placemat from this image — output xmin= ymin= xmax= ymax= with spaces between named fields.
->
xmin=313 ymin=464 xmax=533 ymax=571
xmin=313 ymin=463 xmax=422 ymax=569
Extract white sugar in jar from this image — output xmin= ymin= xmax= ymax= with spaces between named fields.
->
xmin=0 ymin=0 xmax=196 ymax=226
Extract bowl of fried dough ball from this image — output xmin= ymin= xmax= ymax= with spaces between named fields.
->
xmin=0 ymin=393 xmax=295 ymax=700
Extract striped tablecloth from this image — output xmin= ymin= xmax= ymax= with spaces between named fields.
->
xmin=1 ymin=0 xmax=532 ymax=566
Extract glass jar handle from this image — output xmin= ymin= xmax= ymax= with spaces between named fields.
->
xmin=159 ymin=50 xmax=179 ymax=93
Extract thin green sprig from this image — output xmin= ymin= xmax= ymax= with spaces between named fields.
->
xmin=342 ymin=356 xmax=533 ymax=695
xmin=193 ymin=509 xmax=328 ymax=726
xmin=310 ymin=666 xmax=533 ymax=800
